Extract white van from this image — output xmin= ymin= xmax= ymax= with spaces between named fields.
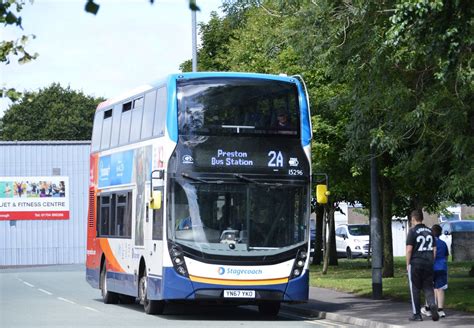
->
xmin=335 ymin=224 xmax=370 ymax=259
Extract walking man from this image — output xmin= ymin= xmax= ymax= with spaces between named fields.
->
xmin=406 ymin=209 xmax=439 ymax=321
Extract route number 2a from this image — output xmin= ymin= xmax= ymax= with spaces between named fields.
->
xmin=268 ymin=151 xmax=283 ymax=167
xmin=416 ymin=235 xmax=433 ymax=251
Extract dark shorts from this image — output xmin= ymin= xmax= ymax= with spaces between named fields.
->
xmin=433 ymin=270 xmax=448 ymax=289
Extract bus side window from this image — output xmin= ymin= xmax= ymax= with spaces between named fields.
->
xmin=99 ymin=195 xmax=111 ymax=236
xmin=116 ymin=192 xmax=132 ymax=238
xmin=91 ymin=111 xmax=103 ymax=152
xmin=153 ymin=87 xmax=167 ymax=137
xmin=100 ymin=109 xmax=113 ymax=150
xmin=119 ymin=101 xmax=132 ymax=145
xmin=130 ymin=96 xmax=144 ymax=142
xmin=141 ymin=90 xmax=157 ymax=140
xmin=110 ymin=104 xmax=121 ymax=148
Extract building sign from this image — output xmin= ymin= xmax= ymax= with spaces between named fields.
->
xmin=0 ymin=177 xmax=70 ymax=221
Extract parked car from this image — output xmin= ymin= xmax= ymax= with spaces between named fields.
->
xmin=335 ymin=224 xmax=370 ymax=259
xmin=439 ymin=213 xmax=461 ymax=223
xmin=439 ymin=220 xmax=474 ymax=253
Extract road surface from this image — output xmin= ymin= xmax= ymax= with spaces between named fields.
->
xmin=0 ymin=265 xmax=351 ymax=327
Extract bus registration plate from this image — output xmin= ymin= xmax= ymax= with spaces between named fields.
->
xmin=223 ymin=290 xmax=255 ymax=298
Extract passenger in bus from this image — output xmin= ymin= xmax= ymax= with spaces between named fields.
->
xmin=177 ymin=216 xmax=192 ymax=230
xmin=274 ymin=111 xmax=292 ymax=130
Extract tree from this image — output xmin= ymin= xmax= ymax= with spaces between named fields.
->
xmin=0 ymin=83 xmax=104 ymax=140
xmin=1 ymin=0 xmax=38 ymax=101
xmin=178 ymin=0 xmax=474 ymax=278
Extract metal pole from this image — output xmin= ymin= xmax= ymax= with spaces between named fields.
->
xmin=191 ymin=9 xmax=198 ymax=72
xmin=370 ymin=145 xmax=383 ymax=299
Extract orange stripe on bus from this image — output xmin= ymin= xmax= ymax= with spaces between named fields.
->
xmin=99 ymin=238 xmax=125 ymax=273
xmin=189 ymin=275 xmax=288 ymax=286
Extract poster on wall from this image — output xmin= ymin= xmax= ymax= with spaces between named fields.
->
xmin=0 ymin=176 xmax=70 ymax=221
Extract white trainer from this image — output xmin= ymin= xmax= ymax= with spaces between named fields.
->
xmin=421 ymin=307 xmax=432 ymax=317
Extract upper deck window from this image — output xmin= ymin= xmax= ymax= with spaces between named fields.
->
xmin=130 ymin=96 xmax=144 ymax=142
xmin=91 ymin=111 xmax=103 ymax=152
xmin=133 ymin=97 xmax=143 ymax=109
xmin=122 ymin=101 xmax=132 ymax=112
xmin=177 ymin=78 xmax=299 ymax=137
xmin=100 ymin=108 xmax=113 ymax=149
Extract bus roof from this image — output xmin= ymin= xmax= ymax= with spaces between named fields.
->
xmin=96 ymin=72 xmax=301 ymax=111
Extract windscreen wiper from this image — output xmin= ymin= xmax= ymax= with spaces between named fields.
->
xmin=221 ymin=125 xmax=255 ymax=133
xmin=181 ymin=173 xmax=223 ymax=184
xmin=233 ymin=173 xmax=282 ymax=187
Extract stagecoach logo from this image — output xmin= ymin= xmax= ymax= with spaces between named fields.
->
xmin=182 ymin=155 xmax=194 ymax=164
xmin=289 ymin=157 xmax=299 ymax=167
xmin=217 ymin=266 xmax=263 ymax=276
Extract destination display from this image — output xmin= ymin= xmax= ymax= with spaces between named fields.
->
xmin=176 ymin=136 xmax=309 ymax=176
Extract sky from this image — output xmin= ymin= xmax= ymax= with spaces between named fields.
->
xmin=0 ymin=0 xmax=223 ymax=117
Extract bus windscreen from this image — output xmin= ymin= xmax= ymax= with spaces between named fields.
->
xmin=170 ymin=179 xmax=308 ymax=254
xmin=177 ymin=78 xmax=300 ymax=137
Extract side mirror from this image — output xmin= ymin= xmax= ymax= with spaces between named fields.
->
xmin=316 ymin=184 xmax=329 ymax=204
xmin=342 ymin=234 xmax=347 ymax=240
xmin=150 ymin=190 xmax=162 ymax=210
xmin=444 ymin=230 xmax=450 ymax=236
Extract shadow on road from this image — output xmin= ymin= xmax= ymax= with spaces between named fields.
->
xmin=92 ymin=298 xmax=304 ymax=321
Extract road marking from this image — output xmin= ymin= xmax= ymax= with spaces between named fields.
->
xmin=38 ymin=288 xmax=53 ymax=296
xmin=57 ymin=297 xmax=76 ymax=305
xmin=23 ymin=281 xmax=35 ymax=288
xmin=83 ymin=306 xmax=99 ymax=313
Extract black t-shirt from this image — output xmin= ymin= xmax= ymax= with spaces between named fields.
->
xmin=406 ymin=223 xmax=436 ymax=266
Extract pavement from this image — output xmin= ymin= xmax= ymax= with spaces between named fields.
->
xmin=282 ymin=287 xmax=474 ymax=327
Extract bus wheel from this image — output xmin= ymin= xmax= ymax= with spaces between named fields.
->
xmin=101 ymin=265 xmax=119 ymax=304
xmin=119 ymin=294 xmax=136 ymax=304
xmin=139 ymin=270 xmax=164 ymax=315
xmin=258 ymin=302 xmax=280 ymax=316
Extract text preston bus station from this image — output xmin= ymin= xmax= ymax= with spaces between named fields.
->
xmin=211 ymin=149 xmax=254 ymax=167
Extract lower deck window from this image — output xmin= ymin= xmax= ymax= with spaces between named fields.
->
xmin=97 ymin=191 xmax=132 ymax=238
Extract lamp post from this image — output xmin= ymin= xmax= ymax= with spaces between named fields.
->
xmin=191 ymin=9 xmax=197 ymax=72
xmin=370 ymin=145 xmax=383 ymax=299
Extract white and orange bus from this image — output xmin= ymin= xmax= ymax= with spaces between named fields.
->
xmin=86 ymin=72 xmax=313 ymax=316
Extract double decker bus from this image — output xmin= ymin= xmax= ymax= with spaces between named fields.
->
xmin=86 ymin=72 xmax=313 ymax=316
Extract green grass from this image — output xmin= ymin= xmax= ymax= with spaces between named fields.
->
xmin=309 ymin=257 xmax=474 ymax=312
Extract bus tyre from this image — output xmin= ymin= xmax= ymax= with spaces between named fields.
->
xmin=101 ymin=265 xmax=119 ymax=304
xmin=119 ymin=294 xmax=136 ymax=304
xmin=258 ymin=302 xmax=280 ymax=316
xmin=139 ymin=271 xmax=164 ymax=315
xmin=346 ymin=247 xmax=353 ymax=259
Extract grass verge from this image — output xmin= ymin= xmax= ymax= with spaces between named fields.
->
xmin=309 ymin=257 xmax=474 ymax=312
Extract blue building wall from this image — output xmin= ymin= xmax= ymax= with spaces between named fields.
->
xmin=0 ymin=141 xmax=90 ymax=266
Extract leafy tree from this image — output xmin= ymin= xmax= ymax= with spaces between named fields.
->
xmin=0 ymin=0 xmax=37 ymax=65
xmin=179 ymin=0 xmax=474 ymax=278
xmin=1 ymin=0 xmax=38 ymax=101
xmin=0 ymin=83 xmax=104 ymax=140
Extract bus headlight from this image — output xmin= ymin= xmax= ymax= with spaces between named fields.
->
xmin=290 ymin=247 xmax=307 ymax=280
xmin=168 ymin=243 xmax=189 ymax=277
